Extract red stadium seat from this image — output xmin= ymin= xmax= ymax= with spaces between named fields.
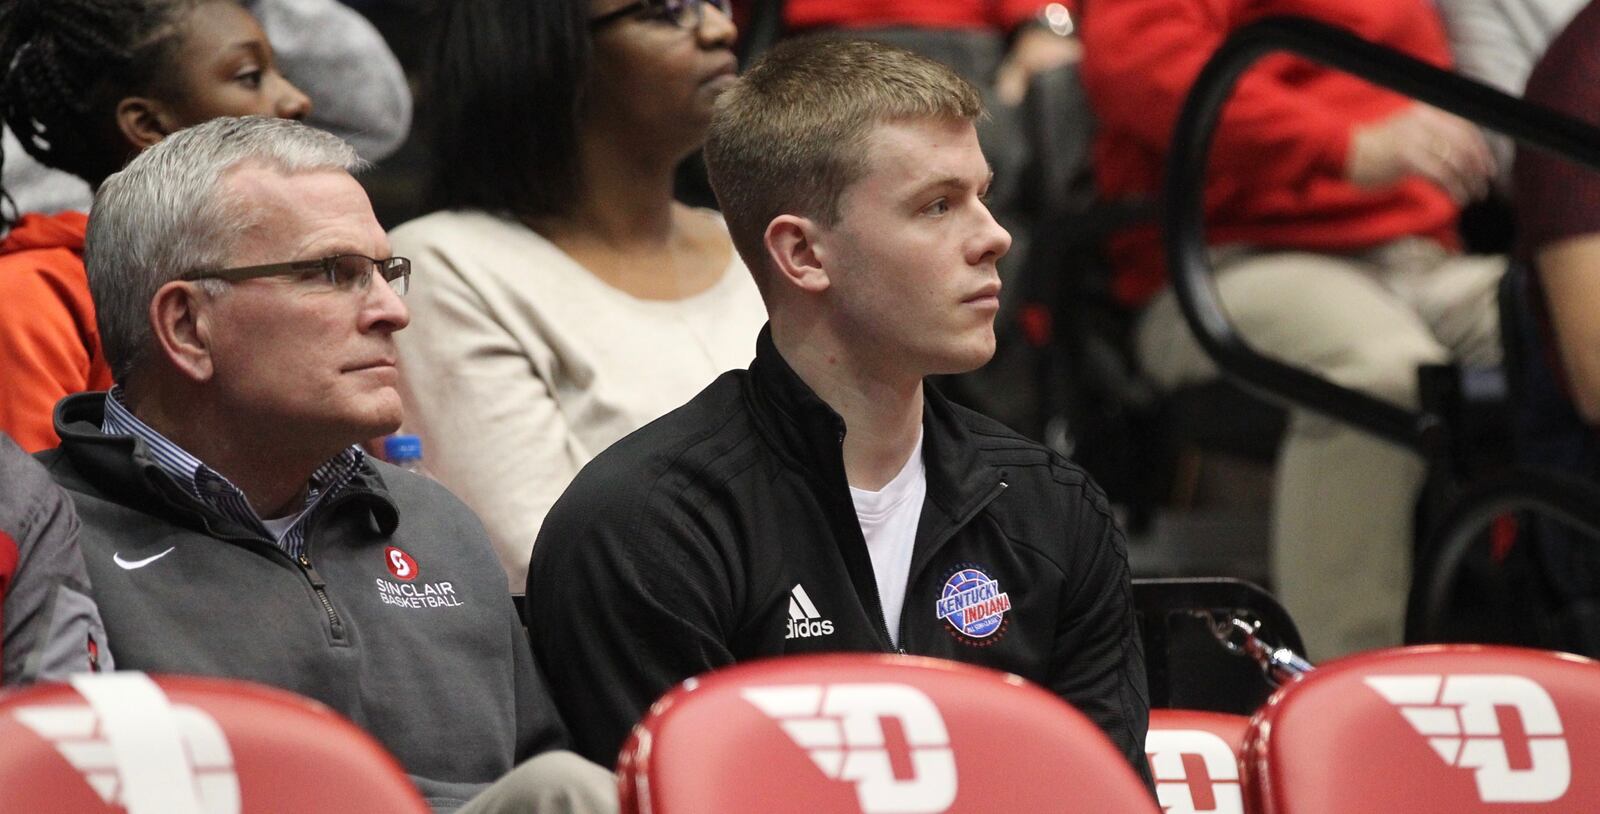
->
xmin=617 ymin=653 xmax=1158 ymax=814
xmin=0 ymin=671 xmax=430 ymax=814
xmin=1148 ymin=709 xmax=1251 ymax=814
xmin=1244 ymin=645 xmax=1600 ymax=813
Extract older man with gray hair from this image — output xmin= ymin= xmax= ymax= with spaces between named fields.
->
xmin=35 ymin=116 xmax=616 ymax=814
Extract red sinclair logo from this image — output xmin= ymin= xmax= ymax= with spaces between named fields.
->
xmin=386 ymin=546 xmax=419 ymax=581
xmin=378 ymin=546 xmax=463 ymax=610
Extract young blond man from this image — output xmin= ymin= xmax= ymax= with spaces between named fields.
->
xmin=527 ymin=38 xmax=1152 ymax=784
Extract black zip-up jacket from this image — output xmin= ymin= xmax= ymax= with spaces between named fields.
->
xmin=42 ymin=393 xmax=569 ymax=812
xmin=528 ymin=328 xmax=1151 ymax=782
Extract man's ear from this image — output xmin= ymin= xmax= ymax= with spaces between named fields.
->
xmin=114 ymin=97 xmax=175 ymax=152
xmin=764 ymin=214 xmax=832 ymax=295
xmin=149 ymin=281 xmax=216 ymax=383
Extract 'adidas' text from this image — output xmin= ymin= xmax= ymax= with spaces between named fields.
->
xmin=787 ymin=618 xmax=835 ymax=638
xmin=786 ymin=584 xmax=835 ymax=640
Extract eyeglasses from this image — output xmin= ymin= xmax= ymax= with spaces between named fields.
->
xmin=589 ymin=0 xmax=730 ymax=31
xmin=185 ymin=254 xmax=411 ymax=296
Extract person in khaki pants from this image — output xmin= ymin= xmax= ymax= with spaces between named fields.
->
xmin=1080 ymin=0 xmax=1504 ymax=659
xmin=1137 ymin=242 xmax=1502 ymax=658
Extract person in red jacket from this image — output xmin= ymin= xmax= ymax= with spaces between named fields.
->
xmin=779 ymin=1 xmax=1081 ymax=106
xmin=1080 ymin=0 xmax=1503 ymax=658
xmin=0 ymin=0 xmax=310 ymax=452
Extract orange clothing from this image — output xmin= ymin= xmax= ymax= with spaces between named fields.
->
xmin=0 ymin=212 xmax=111 ymax=452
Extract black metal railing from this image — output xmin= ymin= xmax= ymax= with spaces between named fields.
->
xmin=1163 ymin=15 xmax=1600 ymax=456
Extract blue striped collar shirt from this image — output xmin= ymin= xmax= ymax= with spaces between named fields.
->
xmin=100 ymin=387 xmax=365 ymax=562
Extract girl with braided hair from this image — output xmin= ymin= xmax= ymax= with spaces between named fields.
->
xmin=0 ymin=0 xmax=310 ymax=452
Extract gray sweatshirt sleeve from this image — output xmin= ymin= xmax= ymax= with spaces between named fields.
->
xmin=1 ymin=433 xmax=112 ymax=685
xmin=249 ymin=0 xmax=415 ymax=161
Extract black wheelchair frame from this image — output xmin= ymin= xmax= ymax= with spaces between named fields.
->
xmin=1164 ymin=16 xmax=1600 ymax=650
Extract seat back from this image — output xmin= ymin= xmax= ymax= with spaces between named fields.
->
xmin=618 ymin=653 xmax=1158 ymax=814
xmin=0 ymin=671 xmax=431 ymax=814
xmin=1148 ymin=709 xmax=1250 ymax=814
xmin=1134 ymin=578 xmax=1306 ymax=713
xmin=1245 ymin=645 xmax=1600 ymax=812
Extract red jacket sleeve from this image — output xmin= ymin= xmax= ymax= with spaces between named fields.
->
xmin=1079 ymin=0 xmax=1351 ymax=189
xmin=992 ymin=0 xmax=1057 ymax=30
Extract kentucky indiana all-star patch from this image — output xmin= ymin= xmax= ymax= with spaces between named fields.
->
xmin=935 ymin=563 xmax=1011 ymax=646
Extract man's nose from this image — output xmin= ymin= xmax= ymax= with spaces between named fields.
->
xmin=969 ymin=205 xmax=1012 ymax=266
xmin=362 ymin=271 xmax=411 ymax=333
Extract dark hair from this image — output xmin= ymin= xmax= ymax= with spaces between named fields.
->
xmin=0 ymin=0 xmax=217 ymax=223
xmin=422 ymin=0 xmax=590 ymax=219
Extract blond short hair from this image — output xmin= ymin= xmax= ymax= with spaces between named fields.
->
xmin=704 ymin=37 xmax=984 ymax=289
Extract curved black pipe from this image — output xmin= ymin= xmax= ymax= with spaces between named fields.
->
xmin=1414 ymin=469 xmax=1600 ymax=641
xmin=1163 ymin=16 xmax=1600 ymax=454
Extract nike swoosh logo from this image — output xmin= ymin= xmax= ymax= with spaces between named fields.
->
xmin=113 ymin=547 xmax=176 ymax=570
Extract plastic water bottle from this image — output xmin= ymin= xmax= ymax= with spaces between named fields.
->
xmin=383 ymin=434 xmax=426 ymax=474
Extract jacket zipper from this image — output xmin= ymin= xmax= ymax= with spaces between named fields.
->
xmin=298 ymin=553 xmax=346 ymax=641
xmin=155 ymin=473 xmax=363 ymax=645
xmin=296 ymin=498 xmax=357 ymax=643
xmin=861 ymin=547 xmax=899 ymax=653
xmin=831 ymin=422 xmax=1011 ymax=653
xmin=830 ymin=428 xmax=900 ymax=652
xmin=190 ymin=524 xmax=349 ymax=644
xmin=896 ymin=479 xmax=1010 ymax=652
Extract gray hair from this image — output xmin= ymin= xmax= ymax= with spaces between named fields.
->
xmin=85 ymin=116 xmax=366 ymax=384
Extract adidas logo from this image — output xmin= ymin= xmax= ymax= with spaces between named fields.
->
xmin=1365 ymin=674 xmax=1570 ymax=803
xmin=786 ymin=583 xmax=835 ymax=639
xmin=742 ymin=682 xmax=957 ymax=814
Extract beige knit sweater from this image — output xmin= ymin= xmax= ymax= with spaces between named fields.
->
xmin=390 ymin=209 xmax=767 ymax=589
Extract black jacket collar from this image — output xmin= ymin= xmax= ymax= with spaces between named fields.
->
xmin=49 ymin=391 xmax=399 ymax=538
xmin=745 ymin=325 xmax=1003 ymax=523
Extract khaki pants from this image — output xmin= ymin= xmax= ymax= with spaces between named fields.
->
xmin=453 ymin=751 xmax=618 ymax=814
xmin=1136 ymin=239 xmax=1504 ymax=659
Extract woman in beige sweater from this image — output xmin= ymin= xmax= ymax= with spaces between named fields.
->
xmin=391 ymin=0 xmax=765 ymax=589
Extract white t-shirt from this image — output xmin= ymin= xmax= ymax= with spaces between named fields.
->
xmin=849 ymin=428 xmax=927 ymax=648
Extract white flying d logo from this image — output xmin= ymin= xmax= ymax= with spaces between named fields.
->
xmin=743 ymin=682 xmax=958 ymax=814
xmin=13 ymin=673 xmax=240 ymax=814
xmin=1146 ymin=729 xmax=1243 ymax=814
xmin=1366 ymin=673 xmax=1570 ymax=803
